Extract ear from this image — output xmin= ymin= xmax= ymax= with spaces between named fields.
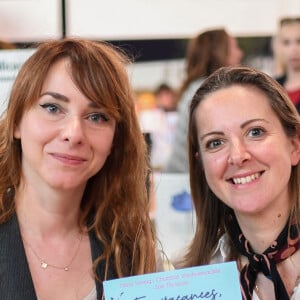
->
xmin=290 ymin=131 xmax=300 ymax=166
xmin=13 ymin=123 xmax=21 ymax=139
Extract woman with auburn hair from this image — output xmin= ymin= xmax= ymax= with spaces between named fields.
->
xmin=165 ymin=28 xmax=243 ymax=172
xmin=0 ymin=38 xmax=157 ymax=299
xmin=182 ymin=66 xmax=300 ymax=299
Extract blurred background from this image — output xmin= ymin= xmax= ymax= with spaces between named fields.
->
xmin=1 ymin=0 xmax=298 ymax=87
xmin=1 ymin=0 xmax=299 ymax=262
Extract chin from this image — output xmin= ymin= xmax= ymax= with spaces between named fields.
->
xmin=47 ymin=178 xmax=86 ymax=192
xmin=235 ymin=206 xmax=265 ymax=217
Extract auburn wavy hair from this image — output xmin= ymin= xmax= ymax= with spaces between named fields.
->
xmin=183 ymin=66 xmax=300 ymax=267
xmin=0 ymin=38 xmax=157 ymax=280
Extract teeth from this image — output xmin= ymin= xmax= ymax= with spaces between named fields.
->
xmin=232 ymin=172 xmax=260 ymax=185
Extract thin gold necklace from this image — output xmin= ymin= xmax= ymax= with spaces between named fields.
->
xmin=23 ymin=234 xmax=83 ymax=271
xmin=251 ymin=256 xmax=300 ymax=300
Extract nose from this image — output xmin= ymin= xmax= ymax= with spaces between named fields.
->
xmin=227 ymin=139 xmax=251 ymax=166
xmin=61 ymin=115 xmax=85 ymax=145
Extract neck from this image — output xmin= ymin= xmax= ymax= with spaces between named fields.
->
xmin=15 ymin=183 xmax=83 ymax=239
xmin=235 ymin=210 xmax=290 ymax=253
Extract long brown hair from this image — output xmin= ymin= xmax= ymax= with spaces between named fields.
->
xmin=184 ymin=66 xmax=300 ymax=267
xmin=0 ymin=38 xmax=156 ymax=278
xmin=177 ymin=28 xmax=230 ymax=103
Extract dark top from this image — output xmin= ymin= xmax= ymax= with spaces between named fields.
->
xmin=0 ymin=213 xmax=117 ymax=299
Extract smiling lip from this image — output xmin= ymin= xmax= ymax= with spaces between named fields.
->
xmin=50 ymin=153 xmax=87 ymax=165
xmin=229 ymin=172 xmax=263 ymax=185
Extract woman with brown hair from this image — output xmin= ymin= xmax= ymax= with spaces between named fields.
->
xmin=0 ymin=38 xmax=157 ymax=299
xmin=165 ymin=28 xmax=243 ymax=172
xmin=182 ymin=66 xmax=300 ymax=299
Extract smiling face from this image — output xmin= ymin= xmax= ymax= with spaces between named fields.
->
xmin=195 ymin=85 xmax=300 ymax=216
xmin=14 ymin=59 xmax=116 ymax=193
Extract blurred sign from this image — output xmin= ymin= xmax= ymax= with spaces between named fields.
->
xmin=0 ymin=49 xmax=35 ymax=115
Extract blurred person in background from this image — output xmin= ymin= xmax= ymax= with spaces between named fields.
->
xmin=149 ymin=83 xmax=178 ymax=170
xmin=275 ymin=17 xmax=300 ymax=113
xmin=165 ymin=28 xmax=243 ymax=173
xmin=154 ymin=83 xmax=177 ymax=112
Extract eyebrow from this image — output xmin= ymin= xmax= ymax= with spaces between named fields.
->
xmin=199 ymin=118 xmax=268 ymax=141
xmin=40 ymin=92 xmax=68 ymax=102
xmin=40 ymin=91 xmax=100 ymax=108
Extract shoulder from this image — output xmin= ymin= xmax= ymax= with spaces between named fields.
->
xmin=189 ymin=78 xmax=205 ymax=91
xmin=184 ymin=78 xmax=205 ymax=98
xmin=0 ymin=213 xmax=20 ymax=247
xmin=179 ymin=78 xmax=205 ymax=109
xmin=275 ymin=74 xmax=287 ymax=85
xmin=0 ymin=214 xmax=37 ymax=298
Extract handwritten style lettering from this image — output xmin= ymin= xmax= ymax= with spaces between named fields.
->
xmin=160 ymin=288 xmax=221 ymax=300
xmin=110 ymin=292 xmax=146 ymax=300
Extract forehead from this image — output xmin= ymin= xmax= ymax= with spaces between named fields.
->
xmin=43 ymin=58 xmax=70 ymax=82
xmin=198 ymin=84 xmax=271 ymax=107
xmin=280 ymin=23 xmax=300 ymax=36
xmin=195 ymin=85 xmax=278 ymax=129
xmin=39 ymin=59 xmax=73 ymax=98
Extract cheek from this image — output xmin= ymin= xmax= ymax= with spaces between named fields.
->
xmin=202 ymin=153 xmax=226 ymax=184
xmin=94 ymin=130 xmax=115 ymax=157
xmin=21 ymin=122 xmax=51 ymax=144
xmin=105 ymin=135 xmax=114 ymax=155
xmin=261 ymin=140 xmax=290 ymax=162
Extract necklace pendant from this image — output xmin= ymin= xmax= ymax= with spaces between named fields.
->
xmin=41 ymin=261 xmax=48 ymax=269
xmin=64 ymin=267 xmax=69 ymax=271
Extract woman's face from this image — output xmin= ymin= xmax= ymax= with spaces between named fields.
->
xmin=14 ymin=59 xmax=116 ymax=193
xmin=278 ymin=22 xmax=300 ymax=71
xmin=226 ymin=36 xmax=243 ymax=66
xmin=195 ymin=85 xmax=300 ymax=217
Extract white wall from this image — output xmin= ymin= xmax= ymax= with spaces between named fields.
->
xmin=127 ymin=59 xmax=185 ymax=91
xmin=0 ymin=0 xmax=61 ymax=42
xmin=67 ymin=0 xmax=300 ymax=39
xmin=0 ymin=0 xmax=300 ymax=42
xmin=0 ymin=0 xmax=298 ymax=93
